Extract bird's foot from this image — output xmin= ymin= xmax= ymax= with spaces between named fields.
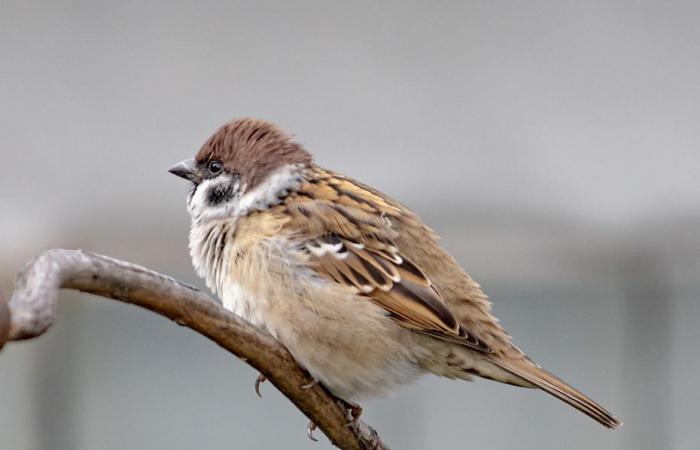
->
xmin=338 ymin=399 xmax=363 ymax=428
xmin=306 ymin=420 xmax=318 ymax=442
xmin=254 ymin=373 xmax=266 ymax=397
xmin=300 ymin=377 xmax=319 ymax=390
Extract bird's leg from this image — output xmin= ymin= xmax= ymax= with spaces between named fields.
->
xmin=337 ymin=398 xmax=363 ymax=428
xmin=254 ymin=373 xmax=266 ymax=397
xmin=306 ymin=420 xmax=319 ymax=442
xmin=300 ymin=377 xmax=319 ymax=390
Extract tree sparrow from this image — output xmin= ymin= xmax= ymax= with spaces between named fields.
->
xmin=169 ymin=118 xmax=621 ymax=430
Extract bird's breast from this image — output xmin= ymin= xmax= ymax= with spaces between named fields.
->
xmin=189 ymin=212 xmax=300 ymax=334
xmin=188 ymin=219 xmax=235 ymax=296
xmin=218 ymin=279 xmax=273 ymax=334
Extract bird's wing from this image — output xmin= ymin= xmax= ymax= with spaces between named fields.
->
xmin=280 ymin=166 xmax=497 ymax=353
xmin=279 ymin=166 xmax=622 ymax=429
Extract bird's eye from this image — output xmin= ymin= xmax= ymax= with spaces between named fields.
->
xmin=208 ymin=160 xmax=223 ymax=175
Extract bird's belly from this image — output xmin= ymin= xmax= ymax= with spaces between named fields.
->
xmin=221 ymin=280 xmax=425 ymax=401
xmin=292 ymin=339 xmax=423 ymax=402
xmin=279 ymin=314 xmax=425 ymax=401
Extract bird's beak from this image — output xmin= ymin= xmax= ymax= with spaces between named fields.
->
xmin=168 ymin=158 xmax=201 ymax=184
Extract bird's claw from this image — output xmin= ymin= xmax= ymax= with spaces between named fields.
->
xmin=306 ymin=420 xmax=318 ymax=442
xmin=255 ymin=373 xmax=266 ymax=398
xmin=339 ymin=399 xmax=363 ymax=428
xmin=300 ymin=377 xmax=319 ymax=390
xmin=304 ymin=399 xmax=362 ymax=443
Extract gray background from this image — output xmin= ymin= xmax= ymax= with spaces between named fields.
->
xmin=1 ymin=1 xmax=698 ymax=449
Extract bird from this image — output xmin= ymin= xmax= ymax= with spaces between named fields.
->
xmin=168 ymin=117 xmax=621 ymax=431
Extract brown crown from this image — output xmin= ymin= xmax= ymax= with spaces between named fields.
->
xmin=196 ymin=118 xmax=312 ymax=190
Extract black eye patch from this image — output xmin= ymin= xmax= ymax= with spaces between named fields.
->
xmin=207 ymin=180 xmax=236 ymax=206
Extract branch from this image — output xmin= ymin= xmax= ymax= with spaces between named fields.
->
xmin=0 ymin=249 xmax=390 ymax=450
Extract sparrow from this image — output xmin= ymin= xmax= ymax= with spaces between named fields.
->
xmin=169 ymin=117 xmax=621 ymax=430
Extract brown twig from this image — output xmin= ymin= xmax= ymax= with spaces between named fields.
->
xmin=0 ymin=249 xmax=390 ymax=450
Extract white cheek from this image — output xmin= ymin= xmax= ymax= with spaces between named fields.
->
xmin=187 ymin=164 xmax=304 ymax=223
xmin=187 ymin=177 xmax=238 ymax=222
xmin=187 ymin=179 xmax=209 ymax=215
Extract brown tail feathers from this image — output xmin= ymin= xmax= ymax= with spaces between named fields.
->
xmin=495 ymin=358 xmax=622 ymax=429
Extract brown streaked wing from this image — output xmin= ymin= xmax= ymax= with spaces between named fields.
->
xmin=310 ymin=167 xmax=517 ymax=355
xmin=282 ymin=166 xmax=494 ymax=353
xmin=305 ymin=234 xmax=487 ymax=345
xmin=389 ymin=220 xmax=518 ymax=356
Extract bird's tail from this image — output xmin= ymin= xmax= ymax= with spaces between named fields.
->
xmin=494 ymin=358 xmax=622 ymax=429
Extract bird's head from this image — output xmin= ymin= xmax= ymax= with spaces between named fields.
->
xmin=169 ymin=118 xmax=311 ymax=223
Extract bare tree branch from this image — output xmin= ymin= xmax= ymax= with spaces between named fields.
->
xmin=0 ymin=249 xmax=390 ymax=450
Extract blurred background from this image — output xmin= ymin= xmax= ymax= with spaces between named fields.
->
xmin=1 ymin=1 xmax=698 ymax=449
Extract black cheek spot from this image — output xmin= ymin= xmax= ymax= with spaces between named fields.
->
xmin=207 ymin=182 xmax=235 ymax=206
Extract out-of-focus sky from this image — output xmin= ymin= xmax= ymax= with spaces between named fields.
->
xmin=1 ymin=2 xmax=698 ymax=450
xmin=2 ymin=2 xmax=699 ymax=232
